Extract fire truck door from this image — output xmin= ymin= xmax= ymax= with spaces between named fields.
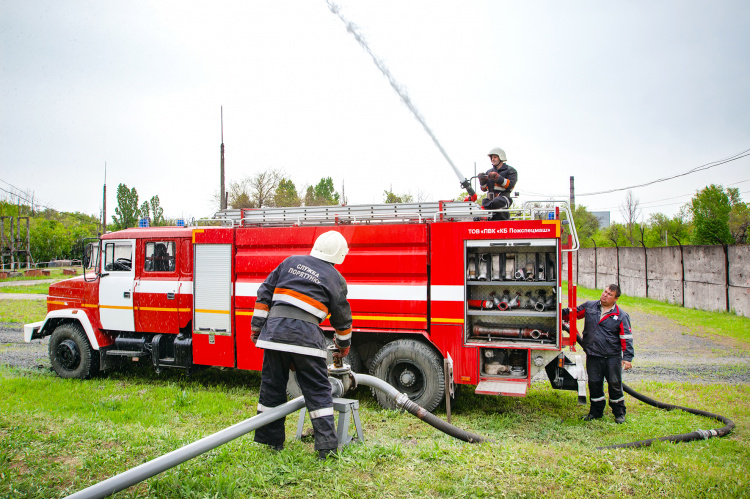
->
xmin=99 ymin=239 xmax=136 ymax=331
xmin=193 ymin=243 xmax=234 ymax=367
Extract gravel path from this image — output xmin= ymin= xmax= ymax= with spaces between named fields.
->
xmin=2 ymin=305 xmax=749 ymax=383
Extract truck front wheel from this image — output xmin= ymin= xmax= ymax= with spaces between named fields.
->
xmin=370 ymin=339 xmax=445 ymax=412
xmin=49 ymin=323 xmax=99 ymax=379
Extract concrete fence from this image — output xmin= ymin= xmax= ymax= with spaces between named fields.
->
xmin=563 ymin=245 xmax=750 ymax=318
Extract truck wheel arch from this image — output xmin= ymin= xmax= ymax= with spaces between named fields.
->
xmin=30 ymin=309 xmax=101 ymax=350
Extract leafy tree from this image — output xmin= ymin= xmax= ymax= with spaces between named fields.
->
xmin=726 ymin=188 xmax=749 ymax=244
xmin=313 ymin=177 xmax=340 ymax=205
xmin=149 ymin=195 xmax=165 ymax=226
xmin=304 ymin=177 xmax=340 ymax=206
xmin=139 ymin=201 xmax=151 ymax=223
xmin=644 ymin=211 xmax=692 ymax=246
xmin=111 ymin=184 xmax=139 ymax=231
xmin=274 ymin=179 xmax=301 ymax=207
xmin=572 ymin=205 xmax=600 ymax=248
xmin=689 ymin=184 xmax=734 ymax=245
xmin=383 ymin=190 xmax=413 ymax=204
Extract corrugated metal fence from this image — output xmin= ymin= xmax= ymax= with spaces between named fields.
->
xmin=563 ymin=245 xmax=750 ymax=318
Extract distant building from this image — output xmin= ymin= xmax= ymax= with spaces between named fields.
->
xmin=592 ymin=211 xmax=611 ymax=229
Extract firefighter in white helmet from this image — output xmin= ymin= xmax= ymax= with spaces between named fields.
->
xmin=251 ymin=230 xmax=352 ymax=459
xmin=479 ymin=147 xmax=518 ymax=221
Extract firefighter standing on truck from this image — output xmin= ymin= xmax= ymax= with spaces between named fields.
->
xmin=479 ymin=147 xmax=518 ymax=221
xmin=563 ymin=284 xmax=634 ymax=424
xmin=250 ymin=231 xmax=352 ymax=459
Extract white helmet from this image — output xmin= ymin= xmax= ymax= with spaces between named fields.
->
xmin=310 ymin=231 xmax=349 ymax=264
xmin=488 ymin=147 xmax=507 ymax=162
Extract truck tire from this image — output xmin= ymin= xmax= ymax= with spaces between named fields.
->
xmin=286 ymin=341 xmax=362 ymax=399
xmin=49 ymin=323 xmax=99 ymax=379
xmin=369 ymin=339 xmax=445 ymax=412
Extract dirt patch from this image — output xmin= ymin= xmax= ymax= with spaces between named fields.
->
xmin=621 ymin=308 xmax=750 ymax=385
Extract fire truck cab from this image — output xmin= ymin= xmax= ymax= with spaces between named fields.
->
xmin=25 ymin=200 xmax=583 ymax=412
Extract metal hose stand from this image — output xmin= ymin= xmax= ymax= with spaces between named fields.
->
xmin=354 ymin=373 xmax=488 ymax=443
xmin=65 ymin=397 xmax=307 ymax=499
xmin=571 ymin=333 xmax=736 ymax=450
xmin=597 ymin=383 xmax=735 ymax=450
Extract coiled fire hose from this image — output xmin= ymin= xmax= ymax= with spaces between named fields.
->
xmin=572 ymin=332 xmax=735 ymax=450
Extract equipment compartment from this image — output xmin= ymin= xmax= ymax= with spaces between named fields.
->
xmin=480 ymin=348 xmax=528 ymax=379
xmin=465 ymin=239 xmax=559 ymax=348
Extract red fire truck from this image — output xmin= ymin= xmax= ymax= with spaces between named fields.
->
xmin=24 ymin=200 xmax=584 ymax=412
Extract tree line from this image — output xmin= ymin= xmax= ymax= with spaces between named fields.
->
xmin=0 ymin=200 xmax=99 ymax=265
xmin=572 ymin=184 xmax=749 ymax=247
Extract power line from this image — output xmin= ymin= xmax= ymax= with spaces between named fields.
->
xmin=589 ymin=189 xmax=750 ymax=212
xmin=0 ymin=179 xmax=56 ymax=211
xmin=522 ymin=148 xmax=750 ymax=199
xmin=577 ymin=147 xmax=750 ymax=197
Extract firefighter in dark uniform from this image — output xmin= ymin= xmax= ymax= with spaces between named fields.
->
xmin=250 ymin=231 xmax=352 ymax=459
xmin=479 ymin=147 xmax=518 ymax=221
xmin=563 ymin=284 xmax=634 ymax=424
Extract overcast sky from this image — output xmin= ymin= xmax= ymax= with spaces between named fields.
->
xmin=1 ymin=0 xmax=749 ymax=224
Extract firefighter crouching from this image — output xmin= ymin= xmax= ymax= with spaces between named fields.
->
xmin=563 ymin=284 xmax=634 ymax=424
xmin=250 ymin=231 xmax=353 ymax=459
xmin=479 ymin=147 xmax=518 ymax=221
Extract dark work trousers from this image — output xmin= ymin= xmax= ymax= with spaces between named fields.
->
xmin=254 ymin=349 xmax=337 ymax=451
xmin=586 ymin=355 xmax=626 ymax=417
xmin=482 ymin=194 xmax=513 ymax=221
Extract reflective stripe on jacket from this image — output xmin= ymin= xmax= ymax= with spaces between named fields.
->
xmin=251 ymin=255 xmax=353 ymax=357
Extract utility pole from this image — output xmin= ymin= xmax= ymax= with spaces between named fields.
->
xmin=569 ymin=176 xmax=575 ymax=210
xmin=220 ymin=107 xmax=227 ymax=210
xmin=102 ymin=162 xmax=107 ymax=233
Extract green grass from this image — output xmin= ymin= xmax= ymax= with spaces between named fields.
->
xmin=0 ymin=267 xmax=78 ymax=282
xmin=570 ymin=284 xmax=750 ymax=347
xmin=1 ymin=365 xmax=748 ymax=498
xmin=0 ymin=283 xmax=51 ymax=294
xmin=0 ymin=299 xmax=47 ymax=325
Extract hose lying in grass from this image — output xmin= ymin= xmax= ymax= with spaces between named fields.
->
xmin=597 ymin=383 xmax=735 ymax=450
xmin=571 ymin=332 xmax=736 ymax=450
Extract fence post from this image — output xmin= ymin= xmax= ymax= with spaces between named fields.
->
xmin=724 ymin=244 xmax=730 ymax=312
xmin=591 ymin=239 xmax=597 ymax=290
xmin=672 ymin=235 xmax=685 ymax=308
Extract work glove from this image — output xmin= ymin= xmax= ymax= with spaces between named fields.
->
xmin=488 ymin=171 xmax=500 ymax=181
xmin=332 ymin=340 xmax=350 ymax=359
xmin=251 ymin=329 xmax=260 ymax=345
xmin=480 ymin=184 xmax=488 ymax=192
xmin=478 ymin=175 xmax=488 ymax=186
xmin=561 ymin=307 xmax=570 ymax=319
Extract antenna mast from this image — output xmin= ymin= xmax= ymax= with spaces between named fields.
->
xmin=102 ymin=162 xmax=107 ymax=233
xmin=220 ymin=107 xmax=227 ymax=210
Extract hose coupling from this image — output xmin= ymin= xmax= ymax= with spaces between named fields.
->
xmin=696 ymin=429 xmax=718 ymax=439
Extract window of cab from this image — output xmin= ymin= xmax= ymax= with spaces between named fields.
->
xmin=103 ymin=242 xmax=133 ymax=272
xmin=145 ymin=241 xmax=176 ymax=272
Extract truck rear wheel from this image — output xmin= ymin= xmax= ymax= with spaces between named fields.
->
xmin=49 ymin=323 xmax=99 ymax=379
xmin=370 ymin=339 xmax=445 ymax=412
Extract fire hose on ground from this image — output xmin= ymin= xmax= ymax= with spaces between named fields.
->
xmin=571 ymin=333 xmax=735 ymax=450
xmin=64 ymin=371 xmax=486 ymax=499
